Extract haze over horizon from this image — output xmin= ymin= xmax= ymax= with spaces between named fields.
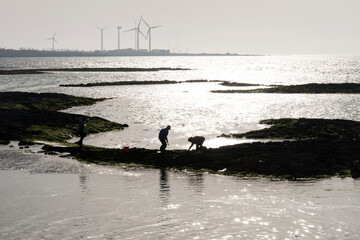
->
xmin=1 ymin=0 xmax=360 ymax=55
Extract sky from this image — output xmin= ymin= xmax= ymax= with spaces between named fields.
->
xmin=1 ymin=0 xmax=360 ymax=55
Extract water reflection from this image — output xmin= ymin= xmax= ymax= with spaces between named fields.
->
xmin=159 ymin=169 xmax=170 ymax=207
xmin=187 ymin=173 xmax=204 ymax=196
xmin=79 ymin=174 xmax=89 ymax=192
xmin=158 ymin=169 xmax=171 ymax=239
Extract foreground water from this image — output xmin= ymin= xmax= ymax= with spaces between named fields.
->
xmin=1 ymin=56 xmax=360 ymax=239
xmin=1 ymin=145 xmax=359 ymax=240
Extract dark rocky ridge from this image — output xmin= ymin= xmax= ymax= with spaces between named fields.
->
xmin=211 ymin=83 xmax=360 ymax=94
xmin=221 ymin=118 xmax=360 ymax=140
xmin=59 ymin=79 xmax=214 ymax=87
xmin=42 ymin=139 xmax=360 ymax=179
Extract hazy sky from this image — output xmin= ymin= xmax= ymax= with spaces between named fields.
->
xmin=1 ymin=0 xmax=360 ymax=54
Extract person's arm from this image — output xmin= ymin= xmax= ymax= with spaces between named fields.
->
xmin=188 ymin=143 xmax=194 ymax=150
xmin=165 ymin=131 xmax=169 ymax=144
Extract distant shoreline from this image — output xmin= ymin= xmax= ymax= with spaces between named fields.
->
xmin=0 ymin=48 xmax=260 ymax=58
xmin=0 ymin=67 xmax=190 ymax=75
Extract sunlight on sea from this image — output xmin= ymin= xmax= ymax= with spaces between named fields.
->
xmin=1 ymin=56 xmax=360 ymax=149
xmin=1 ymin=56 xmax=360 ymax=239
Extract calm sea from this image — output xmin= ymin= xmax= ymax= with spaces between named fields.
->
xmin=0 ymin=55 xmax=360 ymax=239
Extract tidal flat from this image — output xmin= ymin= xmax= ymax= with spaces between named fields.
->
xmin=1 ymin=91 xmax=359 ymax=179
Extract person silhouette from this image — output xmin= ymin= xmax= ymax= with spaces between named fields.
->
xmin=77 ymin=116 xmax=87 ymax=148
xmin=158 ymin=125 xmax=171 ymax=152
xmin=188 ymin=136 xmax=205 ymax=151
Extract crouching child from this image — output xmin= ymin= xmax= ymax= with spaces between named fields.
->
xmin=188 ymin=136 xmax=205 ymax=151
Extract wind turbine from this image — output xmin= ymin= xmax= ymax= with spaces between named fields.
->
xmin=96 ymin=26 xmax=109 ymax=51
xmin=47 ymin=33 xmax=57 ymax=51
xmin=124 ymin=16 xmax=146 ymax=51
xmin=117 ymin=26 xmax=122 ymax=50
xmin=142 ymin=19 xmax=161 ymax=52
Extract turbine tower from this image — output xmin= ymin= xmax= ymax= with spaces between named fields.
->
xmin=142 ymin=19 xmax=161 ymax=52
xmin=117 ymin=26 xmax=122 ymax=50
xmin=47 ymin=33 xmax=57 ymax=51
xmin=124 ymin=16 xmax=145 ymax=51
xmin=97 ymin=26 xmax=109 ymax=51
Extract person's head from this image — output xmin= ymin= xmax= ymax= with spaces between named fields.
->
xmin=167 ymin=125 xmax=171 ymax=130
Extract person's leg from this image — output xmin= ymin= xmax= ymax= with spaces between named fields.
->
xmin=198 ymin=138 xmax=205 ymax=150
xmin=79 ymin=134 xmax=85 ymax=147
xmin=160 ymin=139 xmax=167 ymax=151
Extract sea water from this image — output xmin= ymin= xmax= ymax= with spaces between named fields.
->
xmin=0 ymin=55 xmax=360 ymax=239
xmin=0 ymin=145 xmax=359 ymax=240
xmin=1 ymin=55 xmax=359 ymax=149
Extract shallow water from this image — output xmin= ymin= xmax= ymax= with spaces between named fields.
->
xmin=1 ymin=56 xmax=360 ymax=149
xmin=1 ymin=146 xmax=359 ymax=240
xmin=1 ymin=56 xmax=360 ymax=239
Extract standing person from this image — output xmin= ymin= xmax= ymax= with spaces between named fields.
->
xmin=77 ymin=116 xmax=87 ymax=148
xmin=158 ymin=125 xmax=171 ymax=152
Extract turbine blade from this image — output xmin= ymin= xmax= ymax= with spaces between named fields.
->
xmin=53 ymin=32 xmax=56 ymax=38
xmin=139 ymin=29 xmax=147 ymax=39
xmin=142 ymin=18 xmax=150 ymax=28
xmin=152 ymin=25 xmax=162 ymax=29
xmin=138 ymin=14 xmax=143 ymax=28
xmin=124 ymin=28 xmax=137 ymax=32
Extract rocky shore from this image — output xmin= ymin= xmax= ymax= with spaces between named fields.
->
xmin=59 ymin=79 xmax=211 ymax=87
xmin=220 ymin=118 xmax=360 ymax=140
xmin=60 ymin=80 xmax=179 ymax=87
xmin=42 ymin=117 xmax=360 ymax=179
xmin=0 ymin=92 xmax=128 ymax=144
xmin=1 ymin=91 xmax=359 ymax=179
xmin=212 ymin=83 xmax=360 ymax=94
xmin=42 ymin=138 xmax=360 ymax=179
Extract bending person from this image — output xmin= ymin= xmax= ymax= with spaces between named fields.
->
xmin=188 ymin=136 xmax=205 ymax=151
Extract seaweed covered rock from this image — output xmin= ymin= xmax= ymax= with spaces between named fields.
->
xmin=223 ymin=118 xmax=360 ymax=140
xmin=0 ymin=92 xmax=127 ymax=143
xmin=211 ymin=83 xmax=360 ymax=94
xmin=42 ymin=138 xmax=360 ymax=179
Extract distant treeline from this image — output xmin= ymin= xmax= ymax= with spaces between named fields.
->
xmin=0 ymin=48 xmax=244 ymax=58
